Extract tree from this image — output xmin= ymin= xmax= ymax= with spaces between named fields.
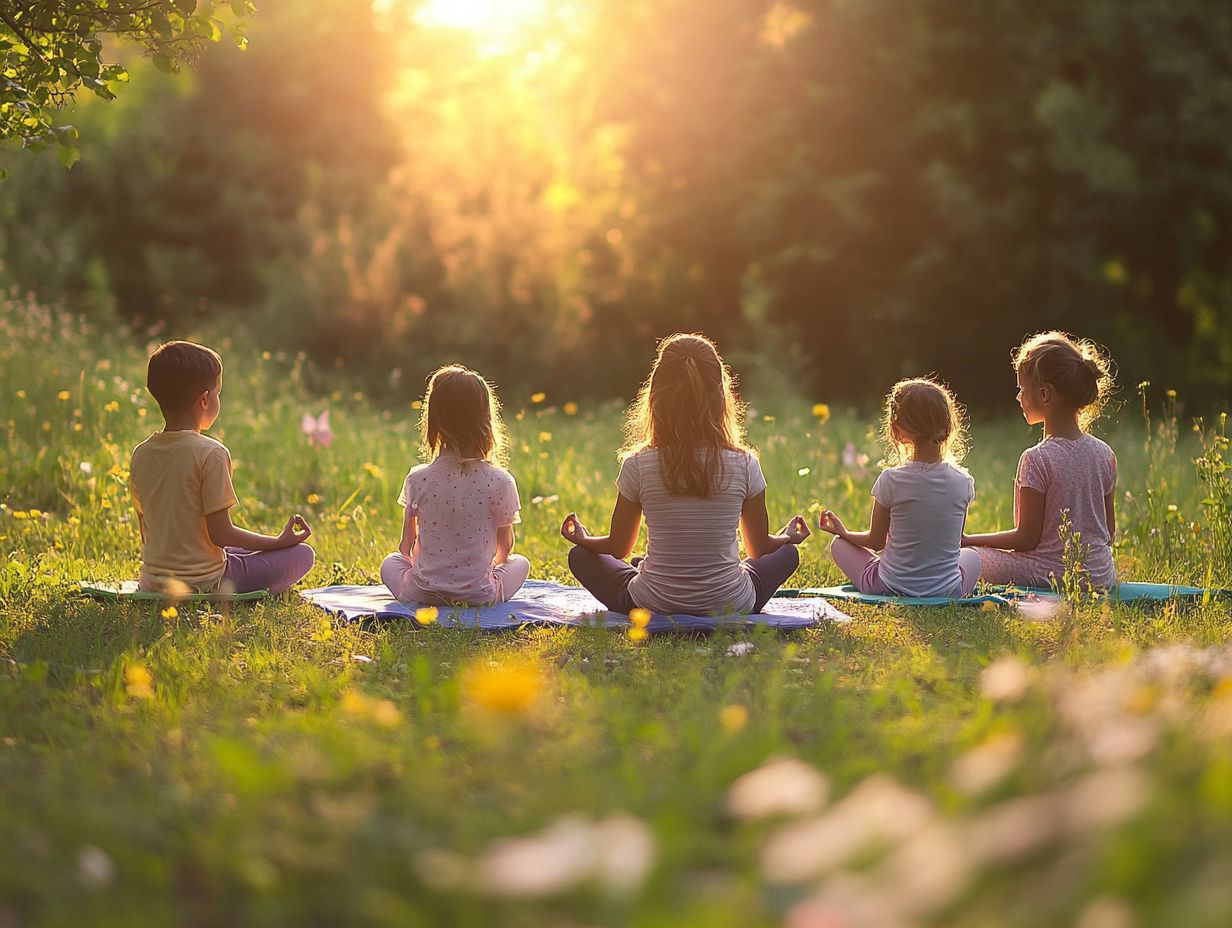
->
xmin=0 ymin=0 xmax=252 ymax=171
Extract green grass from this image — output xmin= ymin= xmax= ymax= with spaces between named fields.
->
xmin=4 ymin=296 xmax=1232 ymax=927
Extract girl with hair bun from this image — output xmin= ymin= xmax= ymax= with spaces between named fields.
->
xmin=817 ymin=377 xmax=981 ymax=598
xmin=560 ymin=333 xmax=809 ymax=616
xmin=963 ymin=331 xmax=1118 ymax=589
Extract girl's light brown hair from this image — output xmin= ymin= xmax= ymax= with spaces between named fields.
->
xmin=621 ymin=332 xmax=751 ymax=496
xmin=1013 ymin=330 xmax=1115 ymax=430
xmin=420 ymin=365 xmax=508 ymax=464
xmin=880 ymin=377 xmax=969 ymax=466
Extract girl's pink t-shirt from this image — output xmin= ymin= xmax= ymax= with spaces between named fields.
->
xmin=397 ymin=450 xmax=521 ymax=603
xmin=1013 ymin=434 xmax=1117 ymax=586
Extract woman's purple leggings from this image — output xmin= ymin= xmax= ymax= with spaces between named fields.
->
xmin=219 ymin=544 xmax=315 ymax=595
xmin=567 ymin=544 xmax=799 ymax=614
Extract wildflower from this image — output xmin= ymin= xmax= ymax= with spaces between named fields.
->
xmin=341 ymin=690 xmax=369 ymax=715
xmin=629 ymin=608 xmax=651 ymax=629
xmin=531 ymin=392 xmax=546 ymax=404
xmin=79 ymin=461 xmax=93 ymax=475
xmin=628 ymin=626 xmax=649 ymax=643
xmin=370 ymin=698 xmax=403 ymax=728
xmin=137 ymin=408 xmax=146 ymax=418
xmin=160 ymin=606 xmax=177 ymax=620
xmin=719 ymin=704 xmax=749 ymax=733
xmin=58 ymin=390 xmax=71 ymax=401
xmin=841 ymin=441 xmax=870 ymax=475
xmin=1165 ymin=389 xmax=1177 ymax=398
xmin=306 ymin=493 xmax=321 ymax=504
xmin=362 ymin=462 xmax=384 ymax=479
xmin=797 ymin=467 xmax=810 ymax=477
xmin=812 ymin=403 xmax=831 ymax=423
xmin=104 ymin=400 xmax=120 ymax=412
xmin=538 ymin=431 xmax=552 ymax=443
xmin=981 ymin=655 xmax=1030 ymax=702
xmin=729 ymin=756 xmax=829 ymax=820
xmin=563 ymin=402 xmax=578 ymax=416
xmin=15 ymin=390 xmax=25 ymax=399
xmin=261 ymin=350 xmax=271 ymax=360
xmin=301 ymin=410 xmax=333 ymax=448
xmin=463 ymin=661 xmax=543 ymax=716
xmin=411 ymin=399 xmax=423 ymax=410
xmin=125 ymin=664 xmax=154 ymax=699
xmin=415 ymin=606 xmax=439 ymax=626
xmin=100 ymin=498 xmax=112 ymax=510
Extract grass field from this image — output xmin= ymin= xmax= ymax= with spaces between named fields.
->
xmin=4 ymin=294 xmax=1232 ymax=927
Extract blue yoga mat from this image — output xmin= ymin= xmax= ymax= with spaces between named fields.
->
xmin=800 ymin=582 xmax=1222 ymax=607
xmin=300 ymin=579 xmax=851 ymax=631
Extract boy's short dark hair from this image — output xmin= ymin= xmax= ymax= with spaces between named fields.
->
xmin=147 ymin=341 xmax=223 ymax=415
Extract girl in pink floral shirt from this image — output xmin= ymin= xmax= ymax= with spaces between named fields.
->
xmin=964 ymin=331 xmax=1118 ymax=589
xmin=380 ymin=365 xmax=529 ymax=606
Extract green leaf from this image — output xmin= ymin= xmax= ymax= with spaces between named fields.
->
xmin=57 ymin=145 xmax=80 ymax=169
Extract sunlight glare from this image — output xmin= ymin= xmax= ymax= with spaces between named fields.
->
xmin=416 ymin=0 xmax=548 ymax=38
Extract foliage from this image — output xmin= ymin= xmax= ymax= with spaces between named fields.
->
xmin=0 ymin=0 xmax=252 ymax=167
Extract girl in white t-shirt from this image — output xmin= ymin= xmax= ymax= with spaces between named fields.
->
xmin=560 ymin=332 xmax=810 ymax=616
xmin=817 ymin=378 xmax=980 ymax=598
xmin=380 ymin=365 xmax=529 ymax=607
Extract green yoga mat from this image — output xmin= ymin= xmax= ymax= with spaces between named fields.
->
xmin=785 ymin=581 xmax=1222 ymax=607
xmin=78 ymin=581 xmax=269 ymax=602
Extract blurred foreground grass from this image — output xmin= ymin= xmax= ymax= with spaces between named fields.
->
xmin=4 ymin=295 xmax=1232 ymax=927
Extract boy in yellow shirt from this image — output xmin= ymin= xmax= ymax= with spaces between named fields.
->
xmin=130 ymin=341 xmax=314 ymax=595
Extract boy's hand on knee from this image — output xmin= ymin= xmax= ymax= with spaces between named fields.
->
xmin=278 ymin=514 xmax=312 ymax=547
xmin=782 ymin=515 xmax=811 ymax=544
xmin=560 ymin=512 xmax=590 ymax=545
xmin=817 ymin=510 xmax=846 ymax=537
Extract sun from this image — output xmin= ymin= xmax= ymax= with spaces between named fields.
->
xmin=415 ymin=0 xmax=548 ymax=36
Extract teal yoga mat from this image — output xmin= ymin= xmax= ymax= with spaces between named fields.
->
xmin=793 ymin=582 xmax=1223 ymax=607
xmin=78 ymin=581 xmax=270 ymax=602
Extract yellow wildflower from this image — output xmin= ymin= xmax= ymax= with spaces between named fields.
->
xmin=137 ymin=408 xmax=146 ymax=417
xmin=161 ymin=606 xmax=178 ymax=620
xmin=411 ymin=400 xmax=423 ymax=410
xmin=538 ymin=431 xmax=552 ymax=443
xmin=101 ymin=498 xmax=112 ymax=509
xmin=812 ymin=403 xmax=831 ymax=423
xmin=628 ymin=626 xmax=649 ymax=643
xmin=362 ymin=462 xmax=384 ymax=479
xmin=463 ymin=662 xmax=543 ymax=716
xmin=12 ymin=511 xmax=27 ymax=520
xmin=341 ymin=690 xmax=369 ymax=715
xmin=57 ymin=390 xmax=70 ymax=401
xmin=104 ymin=401 xmax=120 ymax=412
xmin=719 ymin=704 xmax=749 ymax=733
xmin=530 ymin=392 xmax=546 ymax=404
xmin=125 ymin=664 xmax=154 ymax=699
xmin=563 ymin=402 xmax=578 ymax=416
xmin=306 ymin=493 xmax=321 ymax=505
xmin=629 ymin=608 xmax=652 ymax=629
xmin=415 ymin=606 xmax=439 ymax=626
xmin=16 ymin=390 xmax=26 ymax=399
xmin=370 ymin=699 xmax=403 ymax=727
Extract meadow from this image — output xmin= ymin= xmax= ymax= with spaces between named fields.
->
xmin=4 ymin=294 xmax=1232 ymax=927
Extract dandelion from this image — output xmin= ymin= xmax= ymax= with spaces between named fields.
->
xmin=719 ymin=704 xmax=749 ymax=733
xmin=370 ymin=698 xmax=403 ymax=728
xmin=563 ymin=402 xmax=578 ymax=416
xmin=531 ymin=392 xmax=546 ymax=404
xmin=463 ymin=662 xmax=543 ymax=716
xmin=415 ymin=606 xmax=439 ymax=626
xmin=301 ymin=410 xmax=333 ymax=448
xmin=538 ymin=431 xmax=552 ymax=443
xmin=15 ymin=389 xmax=25 ymax=399
xmin=104 ymin=400 xmax=120 ymax=412
xmin=57 ymin=390 xmax=71 ymax=401
xmin=306 ymin=493 xmax=321 ymax=504
xmin=629 ymin=608 xmax=651 ymax=629
xmin=812 ymin=403 xmax=831 ymax=423
xmin=125 ymin=664 xmax=154 ymax=699
xmin=160 ymin=606 xmax=178 ymax=620
xmin=100 ymin=498 xmax=112 ymax=510
xmin=628 ymin=626 xmax=649 ymax=643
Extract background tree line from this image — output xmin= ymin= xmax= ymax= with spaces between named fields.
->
xmin=2 ymin=0 xmax=1230 ymax=405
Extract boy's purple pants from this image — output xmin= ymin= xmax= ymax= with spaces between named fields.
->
xmin=567 ymin=544 xmax=799 ymax=615
xmin=220 ymin=544 xmax=315 ymax=595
